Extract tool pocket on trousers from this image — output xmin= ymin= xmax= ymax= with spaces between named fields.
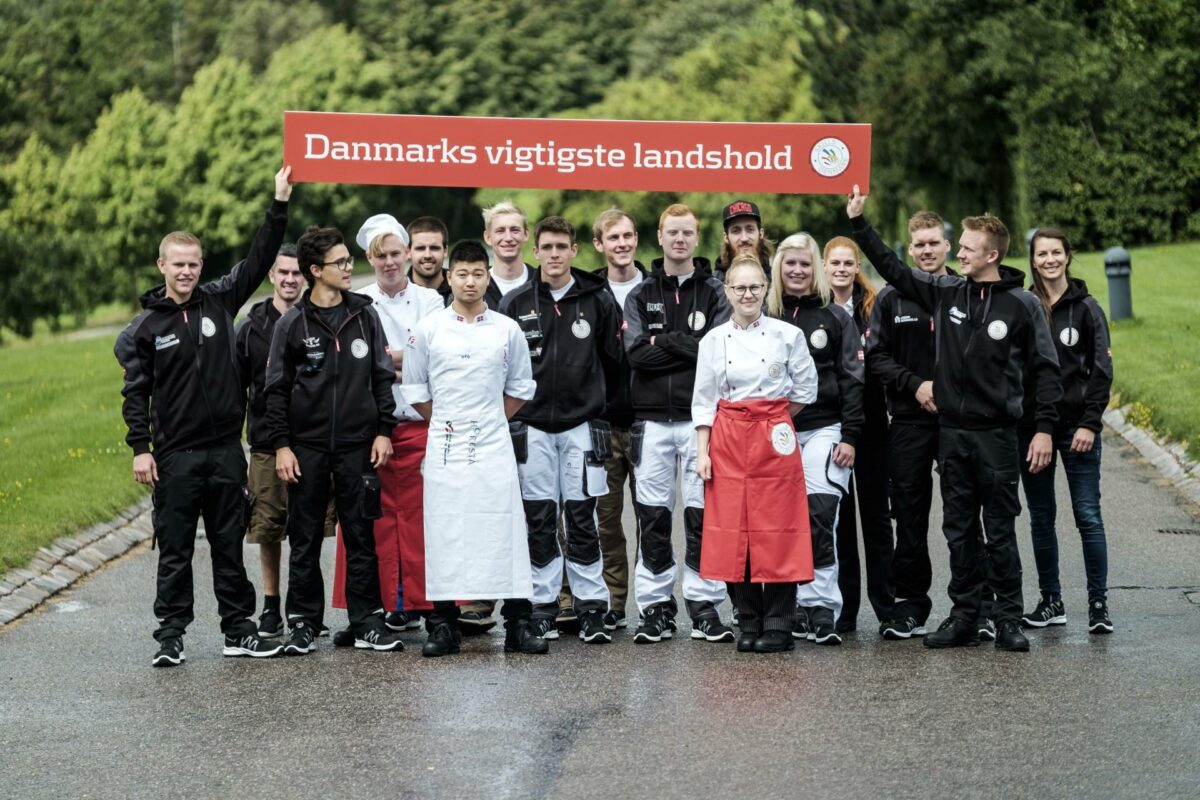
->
xmin=586 ymin=419 xmax=612 ymax=466
xmin=509 ymin=421 xmax=528 ymax=464
xmin=630 ymin=420 xmax=646 ymax=468
xmin=361 ymin=473 xmax=382 ymax=520
xmin=986 ymin=469 xmax=1022 ymax=518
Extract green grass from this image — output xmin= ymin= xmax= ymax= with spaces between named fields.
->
xmin=0 ymin=335 xmax=148 ymax=570
xmin=1069 ymin=241 xmax=1200 ymax=459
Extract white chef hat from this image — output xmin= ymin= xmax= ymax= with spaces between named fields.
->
xmin=355 ymin=213 xmax=410 ymax=253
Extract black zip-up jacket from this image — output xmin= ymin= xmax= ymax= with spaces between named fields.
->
xmin=621 ymin=258 xmax=732 ymax=422
xmin=778 ymin=294 xmax=866 ymax=444
xmin=500 ymin=267 xmax=625 ymax=433
xmin=115 ymin=199 xmax=288 ymax=456
xmin=485 ymin=263 xmax=536 ymax=310
xmin=848 ymin=282 xmax=890 ymax=441
xmin=235 ymin=297 xmax=285 ymax=453
xmin=600 ymin=261 xmax=648 ymax=429
xmin=1021 ymin=278 xmax=1112 ymax=433
xmin=851 ymin=215 xmax=1061 ymax=432
xmin=865 ymin=270 xmax=959 ymax=427
xmin=263 ymin=290 xmax=396 ymax=452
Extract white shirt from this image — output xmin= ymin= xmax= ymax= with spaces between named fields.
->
xmin=549 ymin=277 xmax=575 ymax=302
xmin=607 ymin=271 xmax=643 ymax=311
xmin=359 ymin=281 xmax=443 ymax=421
xmin=490 ymin=268 xmax=530 ymax=297
xmin=691 ymin=315 xmax=818 ymax=428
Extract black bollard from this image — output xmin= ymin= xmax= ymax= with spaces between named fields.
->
xmin=1104 ymin=246 xmax=1133 ymax=321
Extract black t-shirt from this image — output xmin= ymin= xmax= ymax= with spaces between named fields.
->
xmin=314 ymin=301 xmax=348 ymax=333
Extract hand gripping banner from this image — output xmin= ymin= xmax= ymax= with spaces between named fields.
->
xmin=284 ymin=112 xmax=870 ymax=195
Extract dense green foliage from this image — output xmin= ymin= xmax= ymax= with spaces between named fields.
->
xmin=0 ymin=0 xmax=1196 ymax=336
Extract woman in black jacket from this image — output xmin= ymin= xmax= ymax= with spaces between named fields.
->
xmin=1019 ymin=228 xmax=1114 ymax=634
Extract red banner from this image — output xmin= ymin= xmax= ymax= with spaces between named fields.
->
xmin=284 ymin=112 xmax=870 ymax=195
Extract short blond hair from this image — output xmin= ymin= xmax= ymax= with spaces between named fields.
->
xmin=482 ymin=199 xmax=527 ymax=231
xmin=159 ymin=231 xmax=201 ymax=259
xmin=907 ymin=211 xmax=945 ymax=236
xmin=367 ymin=231 xmax=406 ymax=260
xmin=658 ymin=203 xmax=696 ymax=231
xmin=592 ymin=208 xmax=636 ymax=241
xmin=962 ymin=213 xmax=1010 ymax=260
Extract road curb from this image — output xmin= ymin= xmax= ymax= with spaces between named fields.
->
xmin=1103 ymin=406 xmax=1200 ymax=508
xmin=0 ymin=497 xmax=152 ymax=627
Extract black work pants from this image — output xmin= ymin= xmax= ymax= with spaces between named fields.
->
xmin=727 ymin=562 xmax=795 ymax=635
xmin=286 ymin=445 xmax=384 ymax=631
xmin=939 ymin=426 xmax=1023 ymax=624
xmin=836 ymin=435 xmax=895 ymax=627
xmin=151 ymin=441 xmax=256 ymax=642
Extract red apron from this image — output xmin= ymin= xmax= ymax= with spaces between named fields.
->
xmin=332 ymin=420 xmax=432 ymax=612
xmin=700 ymin=398 xmax=813 ymax=583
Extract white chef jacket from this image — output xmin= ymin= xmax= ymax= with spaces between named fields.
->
xmin=359 ymin=281 xmax=443 ymax=422
xmin=691 ymin=315 xmax=818 ymax=428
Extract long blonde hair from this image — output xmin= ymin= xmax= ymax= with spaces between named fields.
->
xmin=768 ymin=232 xmax=829 ymax=317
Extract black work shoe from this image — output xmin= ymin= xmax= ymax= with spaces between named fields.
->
xmin=978 ymin=618 xmax=996 ymax=641
xmin=152 ymin=636 xmax=185 ymax=667
xmin=924 ymin=617 xmax=981 ymax=649
xmin=421 ymin=622 xmax=461 ymax=657
xmin=578 ymin=611 xmax=612 ymax=644
xmin=385 ymin=610 xmax=424 ymax=631
xmin=1087 ymin=599 xmax=1113 ymax=634
xmin=754 ymin=630 xmax=795 ymax=653
xmin=258 ymin=607 xmax=284 ymax=638
xmin=603 ymin=609 xmax=627 ymax=630
xmin=223 ymin=632 xmax=284 ymax=658
xmin=736 ymin=630 xmax=758 ymax=652
xmin=994 ymin=619 xmax=1030 ymax=652
xmin=504 ymin=620 xmax=550 ymax=654
xmin=690 ymin=617 xmax=736 ymax=642
xmin=284 ymin=623 xmax=318 ymax=655
xmin=331 ymin=627 xmax=355 ymax=647
xmin=881 ymin=617 xmax=928 ymax=640
xmin=809 ymin=607 xmax=842 ymax=645
xmin=458 ymin=611 xmax=497 ymax=636
xmin=792 ymin=607 xmax=811 ymax=640
xmin=1021 ymin=595 xmax=1066 ymax=628
xmin=633 ymin=606 xmax=672 ymax=644
xmin=355 ymin=626 xmax=405 ymax=652
xmin=529 ymin=616 xmax=559 ymax=640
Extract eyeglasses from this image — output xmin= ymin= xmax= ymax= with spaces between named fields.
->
xmin=320 ymin=257 xmax=355 ymax=271
xmin=728 ymin=284 xmax=765 ymax=297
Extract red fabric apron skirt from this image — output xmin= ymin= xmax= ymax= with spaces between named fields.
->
xmin=700 ymin=398 xmax=813 ymax=583
xmin=332 ymin=420 xmax=432 ymax=612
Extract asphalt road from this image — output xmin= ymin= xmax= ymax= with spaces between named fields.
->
xmin=2 ymin=432 xmax=1198 ymax=800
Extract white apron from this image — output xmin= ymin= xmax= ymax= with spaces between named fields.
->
xmin=402 ymin=308 xmax=537 ymax=600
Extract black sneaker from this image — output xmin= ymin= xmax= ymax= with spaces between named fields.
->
xmin=809 ymin=607 xmax=842 ymax=645
xmin=504 ymin=620 xmax=550 ymax=654
xmin=602 ymin=610 xmax=627 ymax=630
xmin=385 ymin=610 xmax=423 ymax=631
xmin=1021 ymin=595 xmax=1066 ymax=628
xmin=978 ymin=619 xmax=996 ymax=641
xmin=529 ymin=616 xmax=559 ymax=640
xmin=691 ymin=617 xmax=736 ymax=643
xmin=421 ymin=622 xmax=461 ymax=657
xmin=880 ymin=617 xmax=927 ymax=640
xmin=792 ymin=607 xmax=811 ymax=640
xmin=458 ymin=610 xmax=497 ymax=636
xmin=152 ymin=636 xmax=185 ymax=667
xmin=924 ymin=617 xmax=981 ymax=649
xmin=995 ymin=619 xmax=1030 ymax=652
xmin=258 ymin=607 xmax=284 ymax=638
xmin=331 ymin=627 xmax=355 ymax=647
xmin=223 ymin=632 xmax=284 ymax=658
xmin=355 ymin=626 xmax=405 ymax=652
xmin=578 ymin=611 xmax=612 ymax=644
xmin=283 ymin=623 xmax=317 ymax=656
xmin=633 ymin=606 xmax=672 ymax=643
xmin=1087 ymin=599 xmax=1113 ymax=634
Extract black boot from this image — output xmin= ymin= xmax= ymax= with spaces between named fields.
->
xmin=994 ymin=620 xmax=1030 ymax=652
xmin=422 ymin=621 xmax=462 ymax=658
xmin=924 ymin=617 xmax=981 ymax=649
xmin=504 ymin=618 xmax=549 ymax=654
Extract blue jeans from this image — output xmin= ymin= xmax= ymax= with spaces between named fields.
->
xmin=1018 ymin=427 xmax=1108 ymax=601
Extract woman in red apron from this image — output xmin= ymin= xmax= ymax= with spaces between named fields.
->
xmin=692 ymin=255 xmax=819 ymax=652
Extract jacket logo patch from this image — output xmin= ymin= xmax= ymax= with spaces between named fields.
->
xmin=771 ymin=422 xmax=797 ymax=456
xmin=767 ymin=363 xmax=784 ymax=379
xmin=1059 ymin=327 xmax=1080 ymax=347
xmin=200 ymin=316 xmax=216 ymax=338
xmin=688 ymin=311 xmax=707 ymax=331
xmin=154 ymin=334 xmax=179 ymax=351
xmin=518 ymin=311 xmax=539 ymax=323
xmin=350 ymin=338 xmax=369 ymax=358
xmin=894 ymin=314 xmax=919 ymax=324
xmin=987 ymin=320 xmax=1008 ymax=340
xmin=809 ymin=329 xmax=828 ymax=350
xmin=949 ymin=306 xmax=966 ymax=325
xmin=303 ymin=336 xmax=321 ymax=348
xmin=646 ymin=302 xmax=665 ymax=313
xmin=571 ymin=319 xmax=591 ymax=339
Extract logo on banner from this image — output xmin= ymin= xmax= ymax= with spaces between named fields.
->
xmin=810 ymin=137 xmax=850 ymax=177
xmin=1060 ymin=327 xmax=1080 ymax=347
xmin=987 ymin=320 xmax=1008 ymax=340
xmin=350 ymin=338 xmax=369 ymax=358
xmin=771 ymin=423 xmax=797 ymax=456
xmin=688 ymin=311 xmax=707 ymax=331
xmin=200 ymin=317 xmax=216 ymax=338
xmin=809 ymin=329 xmax=828 ymax=350
xmin=571 ymin=319 xmax=591 ymax=339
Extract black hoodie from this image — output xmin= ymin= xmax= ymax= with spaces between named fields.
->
xmin=1021 ymin=277 xmax=1112 ymax=433
xmin=621 ymin=257 xmax=732 ymax=422
xmin=500 ymin=267 xmax=625 ymax=433
xmin=235 ymin=297 xmax=287 ymax=453
xmin=599 ymin=260 xmax=648 ymax=428
xmin=778 ymin=294 xmax=866 ymax=444
xmin=115 ymin=199 xmax=288 ymax=456
xmin=484 ymin=263 xmax=536 ymax=311
xmin=263 ymin=290 xmax=396 ymax=452
xmin=851 ymin=216 xmax=1061 ymax=432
